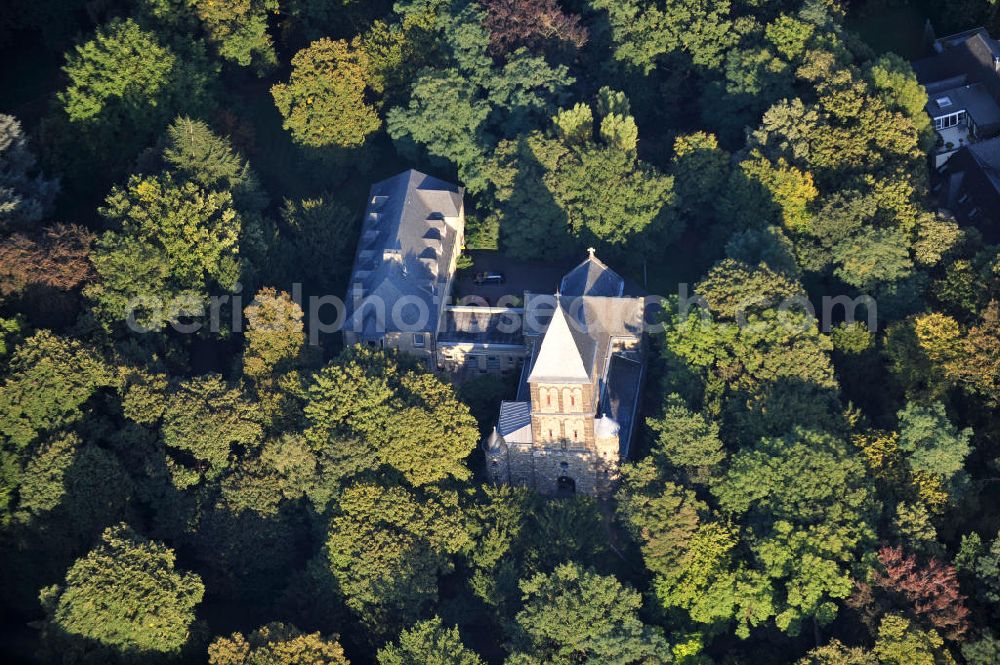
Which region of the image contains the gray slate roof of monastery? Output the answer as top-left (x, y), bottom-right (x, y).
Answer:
top-left (559, 253), bottom-right (625, 297)
top-left (437, 308), bottom-right (524, 346)
top-left (600, 354), bottom-right (644, 457)
top-left (498, 401), bottom-right (532, 442)
top-left (344, 170), bottom-right (464, 337)
top-left (498, 401), bottom-right (531, 435)
top-left (522, 292), bottom-right (644, 386)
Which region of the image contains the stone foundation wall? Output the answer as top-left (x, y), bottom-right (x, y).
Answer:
top-left (501, 443), bottom-right (611, 496)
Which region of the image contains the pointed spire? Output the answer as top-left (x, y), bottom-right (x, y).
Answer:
top-left (528, 302), bottom-right (589, 384)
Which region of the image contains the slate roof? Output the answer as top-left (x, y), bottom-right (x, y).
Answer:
top-left (344, 170), bottom-right (464, 337)
top-left (522, 292), bottom-right (644, 385)
top-left (497, 401), bottom-right (532, 443)
top-left (437, 308), bottom-right (524, 346)
top-left (967, 136), bottom-right (1000, 188)
top-left (924, 83), bottom-right (1000, 128)
top-left (913, 28), bottom-right (1000, 85)
top-left (599, 355), bottom-right (644, 457)
top-left (913, 28), bottom-right (1000, 133)
top-left (941, 137), bottom-right (1000, 240)
top-left (559, 251), bottom-right (625, 297)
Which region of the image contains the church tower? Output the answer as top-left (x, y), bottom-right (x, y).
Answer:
top-left (484, 250), bottom-right (644, 497)
top-left (525, 303), bottom-right (609, 495)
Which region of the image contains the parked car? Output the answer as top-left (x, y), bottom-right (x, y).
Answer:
top-left (474, 271), bottom-right (505, 285)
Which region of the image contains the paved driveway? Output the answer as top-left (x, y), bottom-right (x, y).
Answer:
top-left (452, 250), bottom-right (575, 306)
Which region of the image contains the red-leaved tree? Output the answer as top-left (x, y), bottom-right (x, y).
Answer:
top-left (871, 545), bottom-right (970, 640)
top-left (480, 0), bottom-right (588, 55)
top-left (0, 224), bottom-right (95, 297)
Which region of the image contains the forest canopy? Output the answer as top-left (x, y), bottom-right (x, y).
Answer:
top-left (1, 0), bottom-right (1000, 664)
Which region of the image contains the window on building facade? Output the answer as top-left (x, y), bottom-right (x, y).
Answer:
top-left (934, 110), bottom-right (966, 130)
top-left (413, 333), bottom-right (425, 347)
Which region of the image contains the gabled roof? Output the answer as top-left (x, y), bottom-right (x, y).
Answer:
top-left (345, 170), bottom-right (464, 336)
top-left (559, 249), bottom-right (625, 297)
top-left (527, 303), bottom-right (591, 384)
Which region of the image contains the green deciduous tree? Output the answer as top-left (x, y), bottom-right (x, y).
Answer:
top-left (507, 562), bottom-right (671, 664)
top-left (190, 0), bottom-right (279, 70)
top-left (378, 616), bottom-right (484, 665)
top-left (695, 259), bottom-right (805, 320)
top-left (57, 18), bottom-right (214, 166)
top-left (0, 331), bottom-right (113, 448)
top-left (87, 174), bottom-right (243, 330)
top-left (272, 38), bottom-right (382, 148)
top-left (616, 457), bottom-right (773, 636)
top-left (871, 614), bottom-right (956, 665)
top-left (39, 523), bottom-right (204, 656)
top-left (208, 622), bottom-right (348, 665)
top-left (896, 401), bottom-right (971, 494)
top-left (388, 67), bottom-right (491, 177)
top-left (161, 374), bottom-right (264, 485)
top-left (713, 428), bottom-right (875, 635)
top-left (242, 288), bottom-right (306, 380)
top-left (491, 92), bottom-right (674, 260)
top-left (326, 482), bottom-right (470, 636)
top-left (218, 434), bottom-right (319, 516)
top-left (646, 394), bottom-right (725, 480)
top-left (305, 347), bottom-right (478, 487)
top-left (589, 0), bottom-right (738, 72)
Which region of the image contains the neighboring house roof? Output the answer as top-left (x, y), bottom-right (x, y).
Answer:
top-left (527, 303), bottom-right (592, 384)
top-left (942, 137), bottom-right (1000, 239)
top-left (344, 170), bottom-right (464, 338)
top-left (498, 401), bottom-right (532, 441)
top-left (913, 28), bottom-right (1000, 84)
top-left (924, 82), bottom-right (999, 123)
top-left (559, 249), bottom-right (625, 297)
top-left (967, 133), bottom-right (1000, 187)
top-left (913, 29), bottom-right (1000, 132)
